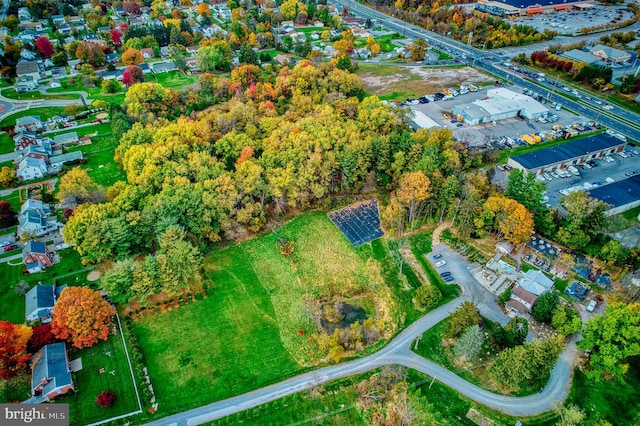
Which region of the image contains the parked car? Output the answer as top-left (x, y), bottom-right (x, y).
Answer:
top-left (586, 300), bottom-right (597, 312)
top-left (443, 276), bottom-right (455, 282)
top-left (440, 271), bottom-right (451, 277)
top-left (3, 244), bottom-right (18, 252)
top-left (433, 253), bottom-right (443, 260)
top-left (435, 260), bottom-right (447, 268)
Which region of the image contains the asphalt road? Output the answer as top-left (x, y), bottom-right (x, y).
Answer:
top-left (143, 244), bottom-right (575, 426)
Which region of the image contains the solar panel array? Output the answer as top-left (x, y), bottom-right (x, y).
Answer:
top-left (328, 199), bottom-right (384, 247)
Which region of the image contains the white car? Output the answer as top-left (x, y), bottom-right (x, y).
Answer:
top-left (586, 300), bottom-right (597, 312)
top-left (435, 260), bottom-right (447, 268)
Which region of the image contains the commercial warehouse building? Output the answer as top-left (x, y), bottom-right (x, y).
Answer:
top-left (507, 133), bottom-right (626, 175)
top-left (588, 174), bottom-right (640, 216)
top-left (452, 88), bottom-right (549, 126)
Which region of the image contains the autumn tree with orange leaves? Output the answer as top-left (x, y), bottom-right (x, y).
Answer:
top-left (477, 195), bottom-right (534, 246)
top-left (52, 287), bottom-right (115, 348)
top-left (0, 321), bottom-right (33, 379)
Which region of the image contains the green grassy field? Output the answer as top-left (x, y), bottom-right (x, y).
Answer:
top-left (0, 132), bottom-right (13, 154)
top-left (1, 88), bottom-right (81, 101)
top-left (567, 357), bottom-right (640, 426)
top-left (58, 324), bottom-right (140, 426)
top-left (45, 78), bottom-right (126, 105)
top-left (132, 212), bottom-right (418, 417)
top-left (0, 107), bottom-right (66, 129)
top-left (65, 128), bottom-right (125, 187)
top-left (0, 248), bottom-right (89, 324)
top-left (151, 71), bottom-right (199, 90)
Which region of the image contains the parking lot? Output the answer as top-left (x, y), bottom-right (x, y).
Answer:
top-left (408, 83), bottom-right (590, 147)
top-left (495, 147), bottom-right (640, 208)
top-left (512, 5), bottom-right (633, 35)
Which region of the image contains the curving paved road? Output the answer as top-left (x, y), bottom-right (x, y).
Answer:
top-left (143, 243), bottom-right (575, 426)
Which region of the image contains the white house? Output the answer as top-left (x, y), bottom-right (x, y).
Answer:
top-left (17, 157), bottom-right (49, 181)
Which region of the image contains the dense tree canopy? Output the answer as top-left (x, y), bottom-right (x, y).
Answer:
top-left (64, 61), bottom-right (476, 269)
top-left (579, 303), bottom-right (640, 380)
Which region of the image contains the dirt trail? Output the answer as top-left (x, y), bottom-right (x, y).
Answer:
top-left (432, 221), bottom-right (452, 246)
top-left (398, 245), bottom-right (430, 285)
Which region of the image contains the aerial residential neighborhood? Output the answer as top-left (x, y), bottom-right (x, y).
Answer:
top-left (1, 0), bottom-right (640, 424)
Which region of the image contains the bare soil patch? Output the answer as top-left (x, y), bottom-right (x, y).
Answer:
top-left (358, 66), bottom-right (494, 99)
top-left (87, 270), bottom-right (101, 281)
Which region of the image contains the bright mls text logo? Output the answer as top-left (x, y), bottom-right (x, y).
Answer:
top-left (1, 404), bottom-right (69, 426)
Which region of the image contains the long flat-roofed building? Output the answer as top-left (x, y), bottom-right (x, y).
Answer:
top-left (588, 174), bottom-right (640, 216)
top-left (507, 133), bottom-right (626, 175)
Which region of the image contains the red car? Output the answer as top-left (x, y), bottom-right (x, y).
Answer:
top-left (3, 244), bottom-right (18, 252)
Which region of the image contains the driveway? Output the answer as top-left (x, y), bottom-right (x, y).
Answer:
top-left (429, 242), bottom-right (511, 326)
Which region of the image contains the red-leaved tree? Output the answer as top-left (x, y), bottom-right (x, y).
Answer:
top-left (0, 321), bottom-right (33, 379)
top-left (52, 287), bottom-right (115, 349)
top-left (110, 29), bottom-right (122, 45)
top-left (27, 323), bottom-right (58, 353)
top-left (122, 65), bottom-right (143, 86)
top-left (96, 391), bottom-right (116, 407)
top-left (35, 37), bottom-right (55, 58)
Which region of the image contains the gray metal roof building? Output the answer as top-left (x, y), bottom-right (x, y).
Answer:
top-left (588, 174), bottom-right (640, 216)
top-left (508, 133), bottom-right (626, 173)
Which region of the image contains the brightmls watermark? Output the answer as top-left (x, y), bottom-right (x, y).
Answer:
top-left (1, 404), bottom-right (68, 425)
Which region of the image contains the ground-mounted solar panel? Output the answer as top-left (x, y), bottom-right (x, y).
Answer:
top-left (328, 199), bottom-right (384, 247)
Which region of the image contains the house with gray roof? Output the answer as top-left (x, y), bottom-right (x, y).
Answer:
top-left (25, 343), bottom-right (74, 403)
top-left (14, 115), bottom-right (42, 133)
top-left (589, 44), bottom-right (631, 64)
top-left (25, 284), bottom-right (65, 323)
top-left (16, 60), bottom-right (43, 80)
top-left (562, 49), bottom-right (600, 65)
top-left (519, 269), bottom-right (554, 296)
top-left (505, 270), bottom-right (554, 316)
top-left (17, 156), bottom-right (49, 181)
top-left (53, 132), bottom-right (79, 146)
top-left (18, 199), bottom-right (57, 237)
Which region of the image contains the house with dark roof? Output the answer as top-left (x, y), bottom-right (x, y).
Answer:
top-left (18, 199), bottom-right (57, 237)
top-left (25, 284), bottom-right (65, 323)
top-left (151, 61), bottom-right (177, 73)
top-left (13, 132), bottom-right (41, 149)
top-left (505, 285), bottom-right (539, 315)
top-left (25, 343), bottom-right (74, 403)
top-left (16, 60), bottom-right (43, 80)
top-left (105, 52), bottom-right (120, 64)
top-left (22, 241), bottom-right (54, 273)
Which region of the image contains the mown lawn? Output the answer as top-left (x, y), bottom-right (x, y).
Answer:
top-left (58, 324), bottom-right (140, 426)
top-left (151, 70), bottom-right (198, 90)
top-left (132, 244), bottom-right (302, 416)
top-left (1, 88), bottom-right (81, 101)
top-left (132, 212), bottom-right (412, 417)
top-left (0, 248), bottom-right (89, 324)
top-left (0, 132), bottom-right (13, 154)
top-left (0, 107), bottom-right (66, 129)
top-left (66, 130), bottom-right (125, 187)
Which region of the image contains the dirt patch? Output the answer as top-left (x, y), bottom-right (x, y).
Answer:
top-left (87, 270), bottom-right (101, 281)
top-left (358, 66), bottom-right (494, 99)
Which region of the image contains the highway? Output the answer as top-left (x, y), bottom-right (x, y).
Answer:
top-left (332, 0), bottom-right (640, 141)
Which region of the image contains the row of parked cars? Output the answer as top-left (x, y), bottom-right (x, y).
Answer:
top-left (433, 254), bottom-right (455, 282)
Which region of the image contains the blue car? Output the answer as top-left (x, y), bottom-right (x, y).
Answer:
top-left (433, 253), bottom-right (443, 260)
